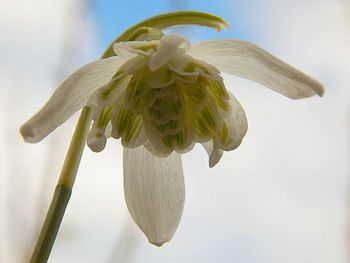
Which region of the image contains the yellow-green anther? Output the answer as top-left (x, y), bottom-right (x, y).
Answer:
top-left (102, 11), bottom-right (229, 58)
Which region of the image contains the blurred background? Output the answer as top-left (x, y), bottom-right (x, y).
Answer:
top-left (0, 0), bottom-right (349, 262)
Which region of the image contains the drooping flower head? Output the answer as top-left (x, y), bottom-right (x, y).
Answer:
top-left (20, 12), bottom-right (324, 246)
top-left (87, 33), bottom-right (247, 167)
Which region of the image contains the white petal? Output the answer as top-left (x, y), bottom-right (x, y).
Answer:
top-left (218, 91), bottom-right (248, 151)
top-left (148, 34), bottom-right (190, 71)
top-left (142, 140), bottom-right (172, 158)
top-left (105, 123), bottom-right (112, 138)
top-left (143, 66), bottom-right (176, 89)
top-left (87, 126), bottom-right (107, 152)
top-left (168, 54), bottom-right (222, 83)
top-left (113, 40), bottom-right (159, 58)
top-left (94, 74), bottom-right (131, 107)
top-left (20, 57), bottom-right (124, 143)
top-left (118, 56), bottom-right (148, 74)
top-left (202, 141), bottom-right (223, 168)
top-left (189, 40), bottom-right (324, 99)
top-left (123, 146), bottom-right (185, 246)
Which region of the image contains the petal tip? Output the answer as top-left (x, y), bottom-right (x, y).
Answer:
top-left (149, 239), bottom-right (168, 247)
top-left (87, 132), bottom-right (107, 152)
top-left (208, 150), bottom-right (223, 168)
top-left (20, 124), bottom-right (39, 143)
top-left (306, 78), bottom-right (325, 98)
top-left (316, 83), bottom-right (325, 97)
top-left (209, 162), bottom-right (216, 168)
top-left (216, 20), bottom-right (230, 32)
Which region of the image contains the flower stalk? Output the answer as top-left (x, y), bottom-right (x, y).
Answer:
top-left (28, 11), bottom-right (229, 263)
top-left (30, 107), bottom-right (92, 263)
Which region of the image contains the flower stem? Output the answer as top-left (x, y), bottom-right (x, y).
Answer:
top-left (30, 107), bottom-right (92, 263)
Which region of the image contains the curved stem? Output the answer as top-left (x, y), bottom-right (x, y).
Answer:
top-left (30, 107), bottom-right (92, 263)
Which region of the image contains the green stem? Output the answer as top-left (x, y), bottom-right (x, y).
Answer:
top-left (30, 107), bottom-right (92, 263)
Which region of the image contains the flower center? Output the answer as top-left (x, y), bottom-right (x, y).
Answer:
top-left (88, 48), bottom-right (231, 157)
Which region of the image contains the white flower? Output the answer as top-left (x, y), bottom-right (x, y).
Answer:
top-left (20, 34), bottom-right (324, 246)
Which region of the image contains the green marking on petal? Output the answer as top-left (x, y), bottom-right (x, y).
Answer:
top-left (219, 121), bottom-right (229, 146)
top-left (175, 131), bottom-right (185, 147)
top-left (148, 107), bottom-right (166, 124)
top-left (208, 79), bottom-right (229, 99)
top-left (112, 105), bottom-right (136, 139)
top-left (98, 75), bottom-right (131, 106)
top-left (159, 118), bottom-right (184, 136)
top-left (125, 72), bottom-right (147, 102)
top-left (201, 106), bottom-right (216, 129)
top-left (102, 11), bottom-right (229, 58)
top-left (195, 117), bottom-right (211, 138)
top-left (162, 135), bottom-right (174, 149)
top-left (183, 81), bottom-right (208, 112)
top-left (174, 113), bottom-right (195, 151)
top-left (207, 80), bottom-right (230, 112)
top-left (153, 98), bottom-right (162, 106)
top-left (96, 106), bottom-right (114, 130)
top-left (122, 115), bottom-right (143, 145)
top-left (193, 96), bottom-right (225, 140)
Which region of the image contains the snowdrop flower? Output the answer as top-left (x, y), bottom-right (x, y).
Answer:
top-left (21, 28), bottom-right (324, 246)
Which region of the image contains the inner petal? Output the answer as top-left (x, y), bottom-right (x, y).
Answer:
top-left (148, 34), bottom-right (191, 71)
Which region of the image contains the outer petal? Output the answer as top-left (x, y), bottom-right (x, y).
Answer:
top-left (189, 40), bottom-right (324, 99)
top-left (123, 146), bottom-right (185, 246)
top-left (20, 57), bottom-right (124, 143)
top-left (201, 141), bottom-right (223, 168)
top-left (217, 91), bottom-right (248, 151)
